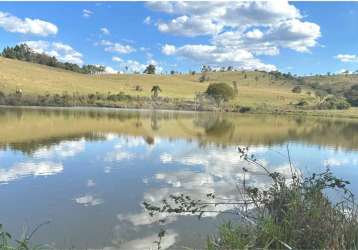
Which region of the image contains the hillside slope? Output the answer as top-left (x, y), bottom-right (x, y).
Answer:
top-left (0, 57), bottom-right (312, 109)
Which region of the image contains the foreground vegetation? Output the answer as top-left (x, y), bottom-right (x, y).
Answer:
top-left (144, 147), bottom-right (358, 249)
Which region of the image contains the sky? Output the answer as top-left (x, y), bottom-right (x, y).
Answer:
top-left (1, 1), bottom-right (358, 75)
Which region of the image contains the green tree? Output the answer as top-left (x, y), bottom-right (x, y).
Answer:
top-left (206, 82), bottom-right (235, 107)
top-left (144, 64), bottom-right (156, 74)
top-left (151, 85), bottom-right (162, 98)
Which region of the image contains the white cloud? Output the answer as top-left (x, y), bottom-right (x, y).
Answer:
top-left (335, 54), bottom-right (358, 63)
top-left (105, 151), bottom-right (135, 162)
top-left (143, 16), bottom-right (152, 25)
top-left (74, 194), bottom-right (103, 206)
top-left (336, 69), bottom-right (353, 75)
top-left (104, 66), bottom-right (118, 74)
top-left (150, 1), bottom-right (320, 70)
top-left (161, 44), bottom-right (176, 55)
top-left (100, 27), bottom-right (110, 35)
top-left (112, 57), bottom-right (163, 73)
top-left (33, 139), bottom-right (85, 159)
top-left (98, 40), bottom-right (136, 54)
top-left (161, 44), bottom-right (276, 71)
top-left (0, 11), bottom-right (58, 36)
top-left (87, 179), bottom-right (96, 187)
top-left (112, 56), bottom-right (123, 62)
top-left (83, 9), bottom-right (93, 18)
top-left (117, 230), bottom-right (177, 250)
top-left (149, 1), bottom-right (301, 36)
top-left (24, 40), bottom-right (84, 65)
top-left (245, 29), bottom-right (264, 40)
top-left (158, 15), bottom-right (222, 37)
top-left (0, 162), bottom-right (63, 184)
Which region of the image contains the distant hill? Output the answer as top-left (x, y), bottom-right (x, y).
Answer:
top-left (0, 56), bottom-right (357, 112)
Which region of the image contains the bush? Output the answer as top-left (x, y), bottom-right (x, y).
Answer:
top-left (318, 96), bottom-right (351, 110)
top-left (345, 84), bottom-right (358, 106)
top-left (205, 82), bottom-right (235, 106)
top-left (291, 86), bottom-right (302, 93)
top-left (239, 106), bottom-right (251, 113)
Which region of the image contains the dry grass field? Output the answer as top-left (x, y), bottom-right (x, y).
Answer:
top-left (1, 57), bottom-right (358, 117)
top-left (0, 57), bottom-right (307, 108)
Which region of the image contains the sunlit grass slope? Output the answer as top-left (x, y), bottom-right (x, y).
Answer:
top-left (0, 57), bottom-right (308, 108)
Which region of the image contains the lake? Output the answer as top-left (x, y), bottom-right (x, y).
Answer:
top-left (1, 107), bottom-right (358, 249)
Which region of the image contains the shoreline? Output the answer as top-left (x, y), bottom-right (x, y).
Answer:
top-left (1, 104), bottom-right (358, 120)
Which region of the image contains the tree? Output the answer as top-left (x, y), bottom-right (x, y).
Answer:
top-left (144, 64), bottom-right (156, 74)
top-left (199, 71), bottom-right (209, 82)
top-left (1, 44), bottom-right (106, 75)
top-left (205, 82), bottom-right (235, 107)
top-left (151, 85), bottom-right (162, 98)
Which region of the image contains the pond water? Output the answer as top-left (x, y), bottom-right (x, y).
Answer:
top-left (1, 107), bottom-right (358, 249)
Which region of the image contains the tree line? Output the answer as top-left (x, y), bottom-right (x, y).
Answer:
top-left (1, 44), bottom-right (105, 74)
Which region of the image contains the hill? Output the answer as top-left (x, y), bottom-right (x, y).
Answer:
top-left (0, 56), bottom-right (357, 116)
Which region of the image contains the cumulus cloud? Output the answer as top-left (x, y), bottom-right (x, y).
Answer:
top-left (33, 139), bottom-right (85, 159)
top-left (0, 162), bottom-right (63, 184)
top-left (149, 1), bottom-right (321, 70)
top-left (112, 56), bottom-right (163, 73)
top-left (119, 144), bottom-right (298, 228)
top-left (161, 44), bottom-right (176, 55)
top-left (100, 27), bottom-right (110, 35)
top-left (97, 40), bottom-right (136, 54)
top-left (158, 15), bottom-right (222, 37)
top-left (335, 54), bottom-right (358, 63)
top-left (82, 9), bottom-right (93, 18)
top-left (161, 44), bottom-right (276, 71)
top-left (24, 40), bottom-right (84, 65)
top-left (104, 66), bottom-right (118, 74)
top-left (0, 11), bottom-right (58, 36)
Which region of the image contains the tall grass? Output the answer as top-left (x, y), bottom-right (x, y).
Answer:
top-left (0, 222), bottom-right (49, 250)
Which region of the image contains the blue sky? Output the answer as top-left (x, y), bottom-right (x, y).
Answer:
top-left (1, 1), bottom-right (358, 75)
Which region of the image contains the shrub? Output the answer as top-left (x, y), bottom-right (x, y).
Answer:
top-left (239, 106), bottom-right (251, 113)
top-left (292, 86), bottom-right (302, 93)
top-left (345, 84), bottom-right (358, 106)
top-left (318, 96), bottom-right (351, 110)
top-left (295, 99), bottom-right (308, 107)
top-left (144, 147), bottom-right (358, 249)
top-left (135, 85), bottom-right (143, 92)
